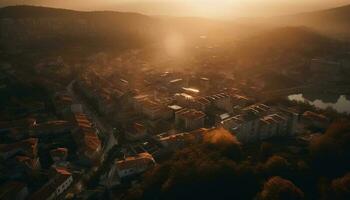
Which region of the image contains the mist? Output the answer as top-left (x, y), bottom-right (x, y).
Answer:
top-left (1, 0), bottom-right (350, 18)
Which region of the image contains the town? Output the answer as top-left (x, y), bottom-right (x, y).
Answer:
top-left (1, 3), bottom-right (350, 200)
top-left (0, 51), bottom-right (342, 199)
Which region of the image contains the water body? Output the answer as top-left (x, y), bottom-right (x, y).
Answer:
top-left (288, 94), bottom-right (350, 114)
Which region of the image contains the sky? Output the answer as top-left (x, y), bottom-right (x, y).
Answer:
top-left (1, 0), bottom-right (350, 18)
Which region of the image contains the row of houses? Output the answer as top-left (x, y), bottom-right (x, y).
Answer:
top-left (220, 104), bottom-right (298, 143)
top-left (174, 91), bottom-right (251, 113)
top-left (71, 113), bottom-right (102, 162)
top-left (29, 168), bottom-right (74, 200)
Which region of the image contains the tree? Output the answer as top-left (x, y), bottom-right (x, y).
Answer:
top-left (310, 120), bottom-right (350, 177)
top-left (330, 173), bottom-right (350, 200)
top-left (258, 176), bottom-right (304, 200)
top-left (264, 155), bottom-right (290, 177)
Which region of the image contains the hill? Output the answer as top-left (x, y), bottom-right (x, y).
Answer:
top-left (229, 27), bottom-right (343, 70)
top-left (275, 4), bottom-right (350, 38)
top-left (0, 5), bottom-right (160, 54)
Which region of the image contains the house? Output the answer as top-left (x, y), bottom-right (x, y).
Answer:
top-left (29, 168), bottom-right (73, 200)
top-left (0, 118), bottom-right (36, 132)
top-left (50, 148), bottom-right (68, 162)
top-left (175, 109), bottom-right (206, 131)
top-left (15, 155), bottom-right (41, 174)
top-left (72, 128), bottom-right (101, 161)
top-left (71, 114), bottom-right (101, 161)
top-left (156, 128), bottom-right (209, 150)
top-left (125, 123), bottom-right (148, 141)
top-left (302, 111), bottom-right (330, 129)
top-left (30, 120), bottom-right (73, 137)
top-left (0, 138), bottom-right (38, 160)
top-left (71, 104), bottom-right (84, 113)
top-left (53, 93), bottom-right (73, 117)
top-left (0, 181), bottom-right (29, 200)
top-left (115, 153), bottom-right (155, 178)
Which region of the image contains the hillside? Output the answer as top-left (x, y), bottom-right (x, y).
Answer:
top-left (229, 27), bottom-right (344, 70)
top-left (276, 4), bottom-right (350, 38)
top-left (0, 6), bottom-right (160, 53)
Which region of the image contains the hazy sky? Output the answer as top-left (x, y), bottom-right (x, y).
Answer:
top-left (1, 0), bottom-right (350, 18)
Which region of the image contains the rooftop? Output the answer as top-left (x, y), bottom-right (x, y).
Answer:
top-left (116, 153), bottom-right (155, 171)
top-left (176, 109), bottom-right (206, 120)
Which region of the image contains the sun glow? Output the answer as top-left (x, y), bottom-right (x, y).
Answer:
top-left (163, 33), bottom-right (185, 57)
top-left (184, 0), bottom-right (237, 18)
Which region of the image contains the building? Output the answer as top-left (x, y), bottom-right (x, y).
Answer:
top-left (50, 148), bottom-right (68, 162)
top-left (71, 114), bottom-right (101, 161)
top-left (259, 114), bottom-right (289, 140)
top-left (175, 109), bottom-right (206, 131)
top-left (115, 153), bottom-right (155, 178)
top-left (174, 93), bottom-right (195, 107)
top-left (70, 104), bottom-right (84, 113)
top-left (133, 96), bottom-right (172, 120)
top-left (29, 168), bottom-right (73, 200)
top-left (220, 114), bottom-right (260, 143)
top-left (156, 128), bottom-right (209, 150)
top-left (220, 105), bottom-right (298, 143)
top-left (0, 181), bottom-right (29, 200)
top-left (30, 120), bottom-right (73, 137)
top-left (207, 93), bottom-right (232, 112)
top-left (125, 123), bottom-right (148, 141)
top-left (0, 138), bottom-right (38, 160)
top-left (0, 118), bottom-right (36, 132)
top-left (15, 155), bottom-right (41, 174)
top-left (193, 97), bottom-right (211, 111)
top-left (53, 92), bottom-right (73, 117)
top-left (302, 111), bottom-right (330, 129)
top-left (230, 94), bottom-right (252, 109)
top-left (242, 103), bottom-right (271, 116)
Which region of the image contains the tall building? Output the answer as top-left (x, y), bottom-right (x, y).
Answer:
top-left (175, 109), bottom-right (206, 131)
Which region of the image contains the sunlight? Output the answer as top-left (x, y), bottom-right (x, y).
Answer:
top-left (184, 0), bottom-right (236, 18)
top-left (163, 33), bottom-right (185, 57)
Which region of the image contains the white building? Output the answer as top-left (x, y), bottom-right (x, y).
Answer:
top-left (29, 168), bottom-right (73, 200)
top-left (115, 153), bottom-right (155, 178)
top-left (220, 105), bottom-right (298, 143)
top-left (175, 109), bottom-right (206, 131)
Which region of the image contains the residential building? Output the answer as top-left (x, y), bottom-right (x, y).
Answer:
top-left (30, 120), bottom-right (73, 137)
top-left (115, 153), bottom-right (155, 178)
top-left (71, 114), bottom-right (101, 161)
top-left (220, 105), bottom-right (298, 143)
top-left (29, 168), bottom-right (73, 200)
top-left (50, 148), bottom-right (68, 162)
top-left (207, 93), bottom-right (232, 112)
top-left (133, 96), bottom-right (172, 120)
top-left (0, 138), bottom-right (38, 160)
top-left (0, 118), bottom-right (36, 132)
top-left (302, 111), bottom-right (330, 129)
top-left (175, 109), bottom-right (206, 131)
top-left (15, 155), bottom-right (41, 174)
top-left (125, 123), bottom-right (148, 141)
top-left (156, 128), bottom-right (209, 150)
